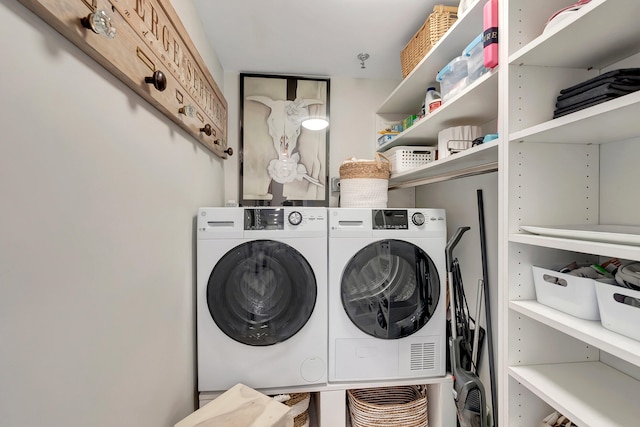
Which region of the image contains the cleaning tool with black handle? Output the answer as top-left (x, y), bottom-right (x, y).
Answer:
top-left (478, 189), bottom-right (497, 427)
top-left (446, 227), bottom-right (487, 427)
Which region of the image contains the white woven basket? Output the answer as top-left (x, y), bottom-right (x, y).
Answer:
top-left (339, 153), bottom-right (390, 208)
top-left (340, 178), bottom-right (389, 207)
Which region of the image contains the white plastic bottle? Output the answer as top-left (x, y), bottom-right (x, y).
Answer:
top-left (425, 87), bottom-right (442, 113)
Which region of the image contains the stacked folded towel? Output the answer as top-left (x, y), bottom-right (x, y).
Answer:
top-left (553, 68), bottom-right (640, 118)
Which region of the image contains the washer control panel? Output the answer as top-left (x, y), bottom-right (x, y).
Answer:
top-left (244, 208), bottom-right (285, 230)
top-left (243, 208), bottom-right (326, 231)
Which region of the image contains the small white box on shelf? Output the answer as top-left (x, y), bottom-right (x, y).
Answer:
top-left (595, 281), bottom-right (640, 341)
top-left (385, 145), bottom-right (436, 174)
top-left (437, 125), bottom-right (482, 159)
top-left (377, 133), bottom-right (400, 147)
top-left (531, 266), bottom-right (601, 320)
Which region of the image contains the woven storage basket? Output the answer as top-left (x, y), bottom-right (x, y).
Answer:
top-left (347, 385), bottom-right (428, 427)
top-left (339, 153), bottom-right (391, 208)
top-left (273, 392), bottom-right (310, 427)
top-left (400, 5), bottom-right (458, 78)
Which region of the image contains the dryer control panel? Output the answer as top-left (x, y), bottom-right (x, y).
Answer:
top-left (372, 209), bottom-right (409, 229)
top-left (372, 209), bottom-right (444, 230)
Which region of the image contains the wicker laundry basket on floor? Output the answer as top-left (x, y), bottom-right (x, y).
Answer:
top-left (347, 385), bottom-right (428, 427)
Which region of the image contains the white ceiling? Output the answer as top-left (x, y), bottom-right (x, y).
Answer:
top-left (193, 0), bottom-right (459, 80)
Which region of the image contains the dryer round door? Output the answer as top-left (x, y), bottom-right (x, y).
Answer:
top-left (341, 239), bottom-right (440, 339)
top-left (207, 239), bottom-right (317, 346)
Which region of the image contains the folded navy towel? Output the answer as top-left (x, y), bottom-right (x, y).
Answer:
top-left (553, 68), bottom-right (640, 118)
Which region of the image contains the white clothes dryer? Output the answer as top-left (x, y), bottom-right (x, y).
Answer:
top-left (328, 208), bottom-right (447, 382)
top-left (197, 207), bottom-right (327, 392)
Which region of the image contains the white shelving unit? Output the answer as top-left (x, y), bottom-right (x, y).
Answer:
top-left (379, 70), bottom-right (499, 149)
top-left (388, 138), bottom-right (498, 188)
top-left (503, 0), bottom-right (640, 426)
top-left (509, 362), bottom-right (640, 427)
top-left (510, 300), bottom-right (640, 368)
top-left (355, 0), bottom-right (640, 425)
top-left (199, 376), bottom-right (454, 427)
top-left (509, 90), bottom-right (640, 145)
top-left (375, 0), bottom-right (498, 186)
top-left (377, 0), bottom-right (487, 116)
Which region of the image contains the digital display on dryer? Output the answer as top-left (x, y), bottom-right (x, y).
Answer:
top-left (372, 209), bottom-right (408, 229)
top-left (244, 209), bottom-right (284, 230)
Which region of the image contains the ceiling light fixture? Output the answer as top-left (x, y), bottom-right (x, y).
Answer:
top-left (357, 53), bottom-right (370, 69)
top-left (301, 117), bottom-right (329, 131)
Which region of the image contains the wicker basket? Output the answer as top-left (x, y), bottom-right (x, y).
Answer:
top-left (400, 5), bottom-right (458, 78)
top-left (347, 385), bottom-right (428, 427)
top-left (339, 153), bottom-right (391, 208)
top-left (339, 152), bottom-right (391, 180)
top-left (272, 392), bottom-right (310, 427)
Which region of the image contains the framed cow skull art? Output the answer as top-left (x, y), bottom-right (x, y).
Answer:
top-left (240, 73), bottom-right (330, 207)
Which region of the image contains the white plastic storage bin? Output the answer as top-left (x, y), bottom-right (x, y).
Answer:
top-left (463, 33), bottom-right (489, 83)
top-left (385, 146), bottom-right (435, 174)
top-left (436, 56), bottom-right (468, 101)
top-left (595, 281), bottom-right (640, 341)
top-left (531, 266), bottom-right (601, 320)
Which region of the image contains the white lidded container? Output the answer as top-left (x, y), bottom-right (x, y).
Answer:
top-left (436, 56), bottom-right (468, 102)
top-left (531, 265), bottom-right (601, 320)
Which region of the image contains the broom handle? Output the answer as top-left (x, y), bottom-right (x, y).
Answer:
top-left (478, 189), bottom-right (498, 427)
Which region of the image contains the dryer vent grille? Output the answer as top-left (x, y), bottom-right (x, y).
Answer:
top-left (410, 342), bottom-right (436, 371)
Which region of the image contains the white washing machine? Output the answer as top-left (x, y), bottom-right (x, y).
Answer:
top-left (197, 207), bottom-right (327, 392)
top-left (328, 208), bottom-right (447, 382)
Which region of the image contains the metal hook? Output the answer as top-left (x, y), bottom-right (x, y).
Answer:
top-left (357, 53), bottom-right (370, 69)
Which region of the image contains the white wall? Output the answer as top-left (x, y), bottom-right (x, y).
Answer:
top-left (328, 77), bottom-right (415, 207)
top-left (0, 3), bottom-right (428, 426)
top-left (0, 1), bottom-right (225, 426)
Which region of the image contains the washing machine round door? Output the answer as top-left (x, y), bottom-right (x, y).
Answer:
top-left (341, 239), bottom-right (440, 339)
top-left (207, 239), bottom-right (317, 346)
